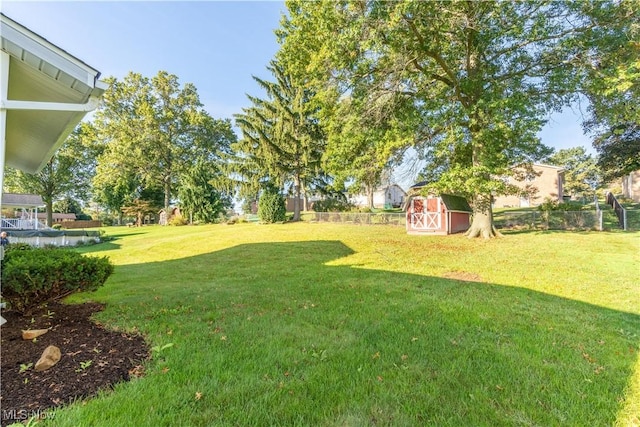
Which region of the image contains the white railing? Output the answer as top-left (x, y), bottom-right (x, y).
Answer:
top-left (0, 218), bottom-right (46, 230)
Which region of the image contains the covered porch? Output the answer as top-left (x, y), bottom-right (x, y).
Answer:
top-left (1, 193), bottom-right (47, 230)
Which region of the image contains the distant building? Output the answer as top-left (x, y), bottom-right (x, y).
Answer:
top-left (622, 170), bottom-right (640, 202)
top-left (350, 184), bottom-right (407, 209)
top-left (492, 164), bottom-right (565, 208)
top-left (159, 207), bottom-right (181, 225)
top-left (36, 212), bottom-right (76, 223)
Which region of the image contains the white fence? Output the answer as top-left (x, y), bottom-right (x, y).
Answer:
top-left (7, 234), bottom-right (99, 247)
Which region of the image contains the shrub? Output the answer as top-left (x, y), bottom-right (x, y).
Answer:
top-left (312, 198), bottom-right (354, 212)
top-left (5, 242), bottom-right (34, 253)
top-left (1, 248), bottom-right (114, 314)
top-left (168, 216), bottom-right (188, 226)
top-left (258, 191), bottom-right (286, 223)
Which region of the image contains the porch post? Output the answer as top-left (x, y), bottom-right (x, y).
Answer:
top-left (0, 52), bottom-right (9, 220)
top-left (0, 51), bottom-right (8, 325)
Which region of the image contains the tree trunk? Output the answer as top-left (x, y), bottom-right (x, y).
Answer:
top-left (302, 182), bottom-right (309, 212)
top-left (368, 185), bottom-right (375, 210)
top-left (45, 200), bottom-right (53, 228)
top-left (465, 194), bottom-right (502, 239)
top-left (292, 175), bottom-right (301, 221)
top-left (164, 179), bottom-right (171, 213)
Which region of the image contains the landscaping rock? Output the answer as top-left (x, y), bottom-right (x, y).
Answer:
top-left (34, 345), bottom-right (61, 371)
top-left (22, 329), bottom-right (49, 340)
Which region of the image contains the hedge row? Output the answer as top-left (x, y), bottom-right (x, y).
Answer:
top-left (1, 245), bottom-right (113, 314)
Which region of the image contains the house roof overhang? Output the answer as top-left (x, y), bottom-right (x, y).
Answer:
top-left (0, 13), bottom-right (107, 174)
top-left (1, 192), bottom-right (45, 208)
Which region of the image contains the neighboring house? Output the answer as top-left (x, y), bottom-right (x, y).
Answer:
top-left (36, 212), bottom-right (76, 223)
top-left (622, 171), bottom-right (640, 202)
top-left (492, 164), bottom-right (565, 208)
top-left (350, 184), bottom-right (407, 209)
top-left (1, 193), bottom-right (45, 229)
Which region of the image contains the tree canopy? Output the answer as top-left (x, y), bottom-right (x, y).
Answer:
top-left (276, 0), bottom-right (626, 237)
top-left (582, 0), bottom-right (639, 180)
top-left (89, 71), bottom-right (235, 220)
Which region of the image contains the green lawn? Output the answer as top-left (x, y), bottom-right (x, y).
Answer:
top-left (42, 223), bottom-right (640, 426)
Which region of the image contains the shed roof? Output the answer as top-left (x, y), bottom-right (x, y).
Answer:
top-left (440, 194), bottom-right (472, 212)
top-left (1, 13), bottom-right (106, 173)
top-left (1, 192), bottom-right (45, 207)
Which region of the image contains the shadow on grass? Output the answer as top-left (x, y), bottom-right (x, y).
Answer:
top-left (65, 240), bottom-right (638, 426)
top-left (75, 241), bottom-right (122, 254)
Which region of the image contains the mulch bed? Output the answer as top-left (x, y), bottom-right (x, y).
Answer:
top-left (1, 302), bottom-right (149, 424)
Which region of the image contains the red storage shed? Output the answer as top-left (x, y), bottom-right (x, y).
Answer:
top-left (406, 194), bottom-right (472, 235)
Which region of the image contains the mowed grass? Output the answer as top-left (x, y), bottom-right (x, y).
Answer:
top-left (46, 223), bottom-right (639, 426)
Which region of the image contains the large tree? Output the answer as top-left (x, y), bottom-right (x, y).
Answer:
top-left (90, 71), bottom-right (235, 214)
top-left (3, 124), bottom-right (97, 226)
top-left (233, 61), bottom-right (324, 221)
top-left (277, 0), bottom-right (621, 237)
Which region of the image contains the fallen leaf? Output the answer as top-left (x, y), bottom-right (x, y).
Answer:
top-left (195, 391), bottom-right (202, 400)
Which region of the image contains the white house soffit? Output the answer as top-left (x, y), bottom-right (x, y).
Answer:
top-left (6, 57), bottom-right (92, 103)
top-left (1, 14), bottom-right (101, 87)
top-left (0, 15), bottom-right (106, 174)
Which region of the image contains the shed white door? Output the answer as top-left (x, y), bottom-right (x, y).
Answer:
top-left (411, 197), bottom-right (441, 230)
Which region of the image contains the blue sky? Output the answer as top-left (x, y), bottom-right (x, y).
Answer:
top-left (2, 1), bottom-right (594, 186)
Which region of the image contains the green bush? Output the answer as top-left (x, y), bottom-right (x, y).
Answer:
top-left (5, 242), bottom-right (34, 253)
top-left (538, 198), bottom-right (585, 212)
top-left (168, 216), bottom-right (188, 226)
top-left (312, 198), bottom-right (354, 212)
top-left (1, 247), bottom-right (114, 314)
top-left (258, 191), bottom-right (286, 223)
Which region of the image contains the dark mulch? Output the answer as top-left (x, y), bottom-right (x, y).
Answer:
top-left (1, 302), bottom-right (149, 424)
